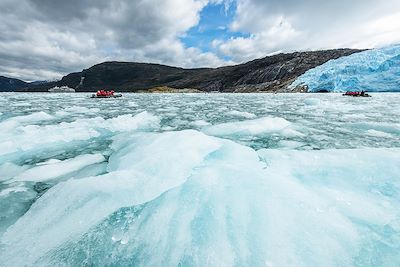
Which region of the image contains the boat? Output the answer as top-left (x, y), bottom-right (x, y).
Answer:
top-left (91, 94), bottom-right (122, 98)
top-left (91, 90), bottom-right (122, 98)
top-left (48, 86), bottom-right (75, 93)
top-left (342, 91), bottom-right (371, 97)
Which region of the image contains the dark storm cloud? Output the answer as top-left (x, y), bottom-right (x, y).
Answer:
top-left (0, 0), bottom-right (224, 81)
top-left (29, 0), bottom-right (109, 21)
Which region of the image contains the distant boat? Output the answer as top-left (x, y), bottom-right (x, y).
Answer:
top-left (342, 91), bottom-right (371, 97)
top-left (90, 94), bottom-right (122, 98)
top-left (48, 86), bottom-right (75, 93)
top-left (91, 90), bottom-right (122, 98)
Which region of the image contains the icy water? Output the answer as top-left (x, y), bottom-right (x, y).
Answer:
top-left (0, 93), bottom-right (399, 266)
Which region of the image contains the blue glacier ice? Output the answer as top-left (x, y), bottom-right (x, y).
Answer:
top-left (291, 45), bottom-right (400, 92)
top-left (0, 93), bottom-right (400, 266)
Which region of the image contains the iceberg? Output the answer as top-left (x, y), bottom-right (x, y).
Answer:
top-left (1, 130), bottom-right (399, 266)
top-left (290, 45), bottom-right (400, 92)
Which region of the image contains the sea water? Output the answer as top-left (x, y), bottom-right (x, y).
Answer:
top-left (0, 93), bottom-right (399, 266)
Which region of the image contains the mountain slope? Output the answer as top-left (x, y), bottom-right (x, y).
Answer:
top-left (16, 48), bottom-right (361, 92)
top-left (0, 76), bottom-right (31, 91)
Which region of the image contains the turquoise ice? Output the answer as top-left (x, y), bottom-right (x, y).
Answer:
top-left (291, 45), bottom-right (400, 92)
top-left (0, 93), bottom-right (400, 266)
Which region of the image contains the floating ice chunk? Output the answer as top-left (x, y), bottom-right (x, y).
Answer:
top-left (0, 183), bottom-right (36, 237)
top-left (0, 112), bottom-right (160, 158)
top-left (277, 140), bottom-right (305, 149)
top-left (342, 114), bottom-right (368, 121)
top-left (7, 111), bottom-right (54, 123)
top-left (203, 116), bottom-right (292, 137)
top-left (13, 154), bottom-right (105, 182)
top-left (0, 185), bottom-right (28, 197)
top-left (366, 129), bottom-right (393, 138)
top-left (189, 119), bottom-right (210, 127)
top-left (104, 111), bottom-right (159, 132)
top-left (1, 130), bottom-right (222, 265)
top-left (226, 110), bottom-right (257, 119)
top-left (351, 122), bottom-right (400, 136)
top-left (0, 120), bottom-right (101, 157)
top-left (128, 101), bottom-right (137, 107)
top-left (12, 102), bottom-right (31, 107)
top-left (1, 131), bottom-right (400, 266)
top-left (72, 162), bottom-right (108, 179)
top-left (35, 159), bottom-right (62, 166)
top-left (108, 130), bottom-right (221, 177)
top-left (257, 148), bottom-right (400, 224)
top-left (303, 98), bottom-right (320, 106)
top-left (0, 162), bottom-right (28, 181)
top-left (61, 106), bottom-right (100, 114)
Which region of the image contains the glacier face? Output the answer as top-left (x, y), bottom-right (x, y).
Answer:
top-left (290, 45), bottom-right (400, 92)
top-left (0, 93), bottom-right (400, 266)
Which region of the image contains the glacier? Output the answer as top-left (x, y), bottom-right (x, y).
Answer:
top-left (0, 93), bottom-right (400, 266)
top-left (290, 45), bottom-right (400, 92)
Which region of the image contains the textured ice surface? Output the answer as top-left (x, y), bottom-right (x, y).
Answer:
top-left (13, 153), bottom-right (105, 182)
top-left (291, 45), bottom-right (400, 92)
top-left (0, 93), bottom-right (400, 266)
top-left (203, 116), bottom-right (295, 137)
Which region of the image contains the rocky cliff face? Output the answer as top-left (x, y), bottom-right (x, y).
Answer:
top-left (16, 48), bottom-right (362, 92)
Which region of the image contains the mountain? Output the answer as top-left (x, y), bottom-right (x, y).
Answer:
top-left (0, 76), bottom-right (31, 91)
top-left (29, 80), bottom-right (50, 85)
top-left (14, 48), bottom-right (361, 92)
top-left (291, 45), bottom-right (400, 92)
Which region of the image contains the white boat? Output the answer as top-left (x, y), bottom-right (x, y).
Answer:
top-left (48, 86), bottom-right (75, 93)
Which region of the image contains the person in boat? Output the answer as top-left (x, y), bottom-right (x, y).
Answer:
top-left (96, 90), bottom-right (106, 97)
top-left (360, 90), bottom-right (365, 96)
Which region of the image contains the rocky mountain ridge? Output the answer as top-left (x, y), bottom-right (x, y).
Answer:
top-left (3, 49), bottom-right (362, 92)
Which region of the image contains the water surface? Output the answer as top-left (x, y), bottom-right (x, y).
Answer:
top-left (0, 93), bottom-right (399, 266)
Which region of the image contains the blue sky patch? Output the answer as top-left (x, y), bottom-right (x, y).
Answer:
top-left (181, 1), bottom-right (249, 55)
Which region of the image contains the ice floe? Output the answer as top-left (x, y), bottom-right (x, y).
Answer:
top-left (203, 116), bottom-right (295, 137)
top-left (0, 130), bottom-right (399, 266)
top-left (13, 153), bottom-right (105, 182)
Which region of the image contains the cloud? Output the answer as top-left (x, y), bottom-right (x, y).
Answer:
top-left (0, 0), bottom-right (227, 81)
top-left (1, 0), bottom-right (399, 81)
top-left (214, 0), bottom-right (400, 62)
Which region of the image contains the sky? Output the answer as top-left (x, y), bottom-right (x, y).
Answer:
top-left (1, 0), bottom-right (400, 81)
